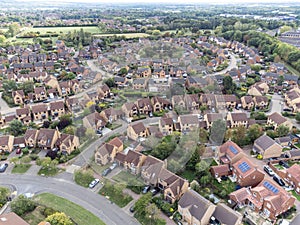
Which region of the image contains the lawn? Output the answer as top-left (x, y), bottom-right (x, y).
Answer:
top-left (34, 193), bottom-right (105, 225)
top-left (11, 164), bottom-right (31, 174)
top-left (291, 190), bottom-right (300, 201)
top-left (93, 32), bottom-right (149, 38)
top-left (20, 26), bottom-right (101, 35)
top-left (38, 167), bottom-right (60, 176)
top-left (112, 171), bottom-right (144, 193)
top-left (178, 170), bottom-right (196, 182)
top-left (99, 180), bottom-right (133, 207)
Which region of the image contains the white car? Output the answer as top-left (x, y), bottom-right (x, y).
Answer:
top-left (89, 179), bottom-right (100, 188)
top-left (264, 165), bottom-right (275, 177)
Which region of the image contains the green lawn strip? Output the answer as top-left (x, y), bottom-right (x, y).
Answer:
top-left (99, 180), bottom-right (133, 207)
top-left (112, 171), bottom-right (144, 193)
top-left (37, 167), bottom-right (60, 176)
top-left (34, 193), bottom-right (105, 225)
top-left (178, 170), bottom-right (196, 182)
top-left (291, 190), bottom-right (300, 201)
top-left (11, 164), bottom-right (31, 174)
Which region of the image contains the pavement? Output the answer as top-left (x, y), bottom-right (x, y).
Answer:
top-left (291, 213), bottom-right (300, 225)
top-left (0, 174), bottom-right (140, 225)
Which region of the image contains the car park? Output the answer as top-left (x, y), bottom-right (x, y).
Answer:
top-left (264, 165), bottom-right (275, 177)
top-left (102, 168), bottom-right (111, 176)
top-left (273, 176), bottom-right (285, 186)
top-left (142, 185), bottom-right (151, 194)
top-left (0, 163), bottom-right (8, 173)
top-left (89, 179), bottom-right (100, 188)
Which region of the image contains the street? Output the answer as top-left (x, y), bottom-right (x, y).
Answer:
top-left (212, 53), bottom-right (238, 76)
top-left (0, 174), bottom-right (140, 225)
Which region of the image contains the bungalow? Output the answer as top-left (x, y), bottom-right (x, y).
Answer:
top-left (12, 90), bottom-right (25, 105)
top-left (178, 114), bottom-right (199, 132)
top-left (241, 96), bottom-right (254, 110)
top-left (267, 112), bottom-right (292, 130)
top-left (0, 135), bottom-right (14, 153)
top-left (253, 135), bottom-right (283, 159)
top-left (232, 157), bottom-right (265, 187)
top-left (127, 122), bottom-right (149, 141)
top-left (227, 112), bottom-right (248, 128)
top-left (178, 189), bottom-right (216, 225)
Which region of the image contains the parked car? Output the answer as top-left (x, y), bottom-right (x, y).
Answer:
top-left (102, 168), bottom-right (111, 176)
top-left (129, 205), bottom-right (135, 213)
top-left (109, 162), bottom-right (118, 170)
top-left (264, 165), bottom-right (275, 177)
top-left (273, 176), bottom-right (285, 186)
top-left (279, 160), bottom-right (289, 168)
top-left (150, 187), bottom-right (160, 196)
top-left (142, 185), bottom-right (151, 194)
top-left (16, 148), bottom-right (22, 154)
top-left (0, 163), bottom-right (8, 173)
top-left (89, 179), bottom-right (100, 188)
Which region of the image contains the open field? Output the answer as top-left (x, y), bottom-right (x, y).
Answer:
top-left (34, 193), bottom-right (105, 225)
top-left (93, 32), bottom-right (149, 38)
top-left (20, 26), bottom-right (101, 35)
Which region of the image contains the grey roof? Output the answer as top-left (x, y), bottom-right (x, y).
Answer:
top-left (178, 190), bottom-right (215, 221)
top-left (133, 78), bottom-right (146, 85)
top-left (212, 203), bottom-right (242, 225)
top-left (254, 135), bottom-right (278, 151)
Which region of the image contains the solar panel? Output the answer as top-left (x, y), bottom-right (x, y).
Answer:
top-left (229, 145), bottom-right (238, 155)
top-left (238, 161), bottom-right (251, 173)
top-left (263, 181), bottom-right (279, 194)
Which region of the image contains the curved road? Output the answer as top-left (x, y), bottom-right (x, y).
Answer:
top-left (0, 174), bottom-right (139, 225)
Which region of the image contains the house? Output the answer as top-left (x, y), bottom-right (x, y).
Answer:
top-left (253, 135), bottom-right (283, 159)
top-left (31, 104), bottom-right (48, 122)
top-left (267, 112), bottom-right (292, 130)
top-left (229, 179), bottom-right (295, 221)
top-left (253, 96), bottom-right (269, 109)
top-left (36, 129), bottom-right (59, 150)
top-left (0, 135), bottom-right (14, 153)
top-left (65, 97), bottom-right (81, 113)
top-left (203, 113), bottom-right (223, 129)
top-left (227, 112), bottom-right (248, 128)
top-left (151, 96), bottom-right (171, 112)
top-left (0, 212), bottom-right (30, 225)
top-left (275, 136), bottom-right (291, 147)
top-left (136, 67), bottom-right (151, 78)
top-left (82, 112), bottom-right (107, 131)
top-left (200, 94), bottom-right (215, 109)
top-left (141, 155), bottom-right (166, 185)
top-left (211, 203), bottom-right (243, 225)
top-left (159, 117), bottom-right (174, 135)
top-left (100, 108), bottom-right (123, 123)
top-left (16, 107), bottom-right (31, 123)
top-left (241, 96), bottom-right (254, 110)
top-left (49, 101), bottom-right (65, 119)
top-left (24, 129), bottom-right (39, 148)
top-left (157, 168), bottom-right (189, 203)
top-left (127, 122), bottom-right (149, 141)
top-left (34, 86), bottom-right (47, 101)
top-left (210, 164), bottom-right (231, 178)
top-left (285, 87), bottom-right (300, 112)
top-left (120, 150), bottom-right (147, 175)
top-left (135, 98), bottom-right (152, 115)
top-left (178, 189), bottom-right (216, 225)
top-left (178, 114), bottom-right (199, 132)
top-left (285, 164), bottom-right (300, 194)
top-left (172, 95), bottom-right (185, 110)
top-left (248, 82), bottom-right (269, 96)
top-left (232, 157), bottom-right (265, 187)
top-left (215, 95), bottom-right (237, 109)
top-left (95, 143), bottom-right (117, 165)
top-left (12, 90), bottom-right (25, 105)
top-left (184, 94), bottom-right (200, 111)
top-left (132, 78), bottom-right (147, 90)
top-left (56, 134), bottom-right (79, 154)
top-left (121, 102), bottom-right (139, 118)
top-left (218, 140), bottom-right (245, 165)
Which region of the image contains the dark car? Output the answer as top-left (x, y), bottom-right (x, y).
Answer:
top-left (129, 205), bottom-right (135, 213)
top-left (273, 176), bottom-right (285, 186)
top-left (102, 168), bottom-right (111, 176)
top-left (279, 160), bottom-right (289, 168)
top-left (142, 185), bottom-right (151, 194)
top-left (0, 163), bottom-right (8, 173)
top-left (150, 187), bottom-right (160, 196)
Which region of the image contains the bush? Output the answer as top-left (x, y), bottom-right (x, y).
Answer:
top-left (42, 207), bottom-right (58, 217)
top-left (74, 169), bottom-right (94, 187)
top-left (11, 195), bottom-right (36, 216)
top-left (29, 154), bottom-right (39, 161)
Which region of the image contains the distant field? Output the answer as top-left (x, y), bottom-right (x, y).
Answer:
top-left (93, 32), bottom-right (149, 38)
top-left (20, 26), bottom-right (101, 35)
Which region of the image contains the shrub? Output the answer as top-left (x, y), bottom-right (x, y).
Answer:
top-left (74, 169), bottom-right (94, 187)
top-left (29, 154), bottom-right (39, 161)
top-left (42, 207), bottom-right (58, 217)
top-left (11, 195), bottom-right (36, 216)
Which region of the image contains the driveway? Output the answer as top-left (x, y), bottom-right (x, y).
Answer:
top-left (267, 93), bottom-right (283, 115)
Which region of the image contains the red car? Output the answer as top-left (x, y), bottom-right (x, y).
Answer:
top-left (16, 148), bottom-right (22, 154)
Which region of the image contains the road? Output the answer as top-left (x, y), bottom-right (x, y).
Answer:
top-left (0, 174), bottom-right (140, 225)
top-left (73, 117), bottom-right (160, 167)
top-left (291, 213), bottom-right (300, 225)
top-left (211, 53), bottom-right (238, 76)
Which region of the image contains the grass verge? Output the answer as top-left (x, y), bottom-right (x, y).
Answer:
top-left (11, 164), bottom-right (32, 174)
top-left (34, 193), bottom-right (105, 225)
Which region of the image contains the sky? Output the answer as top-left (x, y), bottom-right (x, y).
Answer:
top-left (16, 0), bottom-right (300, 4)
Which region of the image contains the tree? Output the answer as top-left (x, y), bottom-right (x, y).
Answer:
top-left (0, 187), bottom-right (10, 206)
top-left (8, 120), bottom-right (25, 136)
top-left (210, 119), bottom-right (226, 145)
top-left (247, 124), bottom-right (263, 142)
top-left (277, 75), bottom-right (284, 86)
top-left (46, 212), bottom-right (73, 225)
top-left (277, 125), bottom-right (290, 137)
top-left (232, 125), bottom-right (248, 146)
top-left (223, 76), bottom-right (236, 94)
top-left (145, 203), bottom-right (160, 220)
top-left (134, 193), bottom-right (152, 215)
top-left (11, 195), bottom-right (36, 216)
top-left (0, 35), bottom-right (6, 43)
top-left (104, 78), bottom-right (115, 88)
top-left (246, 78), bottom-right (255, 86)
top-left (195, 160), bottom-right (209, 175)
top-left (295, 112), bottom-right (300, 122)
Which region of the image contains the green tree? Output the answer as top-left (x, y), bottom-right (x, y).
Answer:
top-left (104, 78), bottom-right (115, 88)
top-left (2, 80), bottom-right (17, 93)
top-left (11, 195), bottom-right (36, 216)
top-left (0, 35), bottom-right (6, 43)
top-left (295, 112), bottom-right (300, 122)
top-left (0, 187), bottom-right (10, 206)
top-left (223, 76), bottom-right (236, 94)
top-left (277, 125), bottom-right (290, 137)
top-left (134, 193), bottom-right (152, 215)
top-left (247, 124), bottom-right (263, 142)
top-left (20, 81), bottom-right (34, 95)
top-left (8, 120), bottom-right (25, 136)
top-left (145, 203), bottom-right (160, 220)
top-left (46, 212), bottom-right (73, 225)
top-left (195, 160), bottom-right (209, 175)
top-left (277, 75), bottom-right (284, 86)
